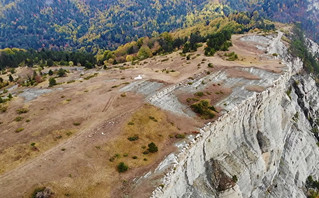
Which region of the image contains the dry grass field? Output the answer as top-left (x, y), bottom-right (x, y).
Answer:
top-left (0, 33), bottom-right (284, 198)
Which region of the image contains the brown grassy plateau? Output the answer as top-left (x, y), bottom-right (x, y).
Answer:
top-left (0, 33), bottom-right (284, 198)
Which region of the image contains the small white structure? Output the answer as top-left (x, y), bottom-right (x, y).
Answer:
top-left (134, 75), bottom-right (143, 80)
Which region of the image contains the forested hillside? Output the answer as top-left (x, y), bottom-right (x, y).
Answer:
top-left (0, 12), bottom-right (275, 70)
top-left (0, 0), bottom-right (318, 52)
top-left (221, 0), bottom-right (319, 42)
top-left (0, 0), bottom-right (227, 51)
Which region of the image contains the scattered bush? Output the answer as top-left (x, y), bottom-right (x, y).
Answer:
top-left (232, 175), bottom-right (238, 183)
top-left (292, 112), bottom-right (299, 122)
top-left (16, 108), bottom-right (29, 114)
top-left (57, 68), bottom-right (67, 77)
top-left (143, 150), bottom-right (150, 155)
top-left (117, 162), bottom-right (128, 173)
top-left (109, 154), bottom-right (121, 162)
top-left (128, 135), bottom-right (139, 141)
top-left (15, 116), bottom-right (23, 122)
top-left (194, 92), bottom-right (204, 97)
top-left (149, 116), bottom-right (158, 122)
top-left (148, 142), bottom-right (158, 153)
top-left (66, 131), bottom-right (72, 136)
top-left (186, 98), bottom-right (199, 103)
top-left (84, 73), bottom-right (98, 80)
top-left (208, 63), bottom-right (214, 68)
top-left (67, 80), bottom-right (75, 84)
top-left (312, 127), bottom-right (319, 134)
top-left (175, 134), bottom-right (185, 139)
top-left (73, 122), bottom-right (81, 126)
top-left (132, 156), bottom-right (138, 159)
top-left (49, 78), bottom-right (57, 87)
top-left (190, 100), bottom-right (217, 119)
top-left (225, 52), bottom-right (238, 61)
top-left (48, 70), bottom-right (54, 76)
top-left (128, 122), bottom-right (134, 125)
top-left (15, 127), bottom-right (24, 133)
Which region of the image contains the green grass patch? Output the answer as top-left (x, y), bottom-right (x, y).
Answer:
top-left (15, 127), bottom-right (24, 133)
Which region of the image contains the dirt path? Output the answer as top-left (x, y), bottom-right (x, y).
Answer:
top-left (102, 96), bottom-right (115, 112)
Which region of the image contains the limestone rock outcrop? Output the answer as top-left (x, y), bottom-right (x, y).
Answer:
top-left (151, 33), bottom-right (319, 198)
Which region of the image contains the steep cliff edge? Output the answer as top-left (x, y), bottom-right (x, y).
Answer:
top-left (151, 33), bottom-right (319, 197)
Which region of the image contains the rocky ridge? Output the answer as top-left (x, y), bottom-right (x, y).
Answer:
top-left (148, 32), bottom-right (319, 198)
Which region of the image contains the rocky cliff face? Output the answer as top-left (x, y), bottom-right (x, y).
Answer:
top-left (150, 33), bottom-right (319, 198)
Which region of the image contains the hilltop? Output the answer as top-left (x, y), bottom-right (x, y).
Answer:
top-left (0, 17), bottom-right (291, 197)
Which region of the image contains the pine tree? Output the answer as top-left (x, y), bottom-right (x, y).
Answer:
top-left (9, 75), bottom-right (14, 82)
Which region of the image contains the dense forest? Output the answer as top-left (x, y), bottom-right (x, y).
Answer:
top-left (0, 0), bottom-right (318, 51)
top-left (0, 12), bottom-right (275, 70)
top-left (0, 0), bottom-right (225, 51)
top-left (222, 0), bottom-right (319, 43)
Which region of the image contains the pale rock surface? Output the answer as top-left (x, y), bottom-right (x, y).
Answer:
top-left (149, 33), bottom-right (319, 198)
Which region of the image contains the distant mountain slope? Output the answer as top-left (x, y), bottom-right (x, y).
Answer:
top-left (0, 0), bottom-right (318, 51)
top-left (0, 0), bottom-right (217, 51)
top-left (221, 0), bottom-right (319, 42)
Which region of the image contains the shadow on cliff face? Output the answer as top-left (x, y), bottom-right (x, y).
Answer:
top-left (205, 159), bottom-right (237, 193)
top-left (257, 131), bottom-right (271, 153)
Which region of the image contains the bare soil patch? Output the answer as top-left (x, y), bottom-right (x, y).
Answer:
top-left (245, 85), bottom-right (266, 93)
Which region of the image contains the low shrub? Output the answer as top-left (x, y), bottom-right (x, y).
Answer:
top-left (186, 98), bottom-right (199, 103)
top-left (225, 52), bottom-right (238, 61)
top-left (148, 142), bottom-right (158, 153)
top-left (117, 162), bottom-right (128, 173)
top-left (15, 127), bottom-right (24, 133)
top-left (175, 134), bottom-right (185, 139)
top-left (16, 108), bottom-right (29, 114)
top-left (149, 116), bottom-right (158, 122)
top-left (190, 100), bottom-right (217, 119)
top-left (194, 92), bottom-right (204, 97)
top-left (15, 116), bottom-right (23, 122)
top-left (128, 135), bottom-right (139, 141)
top-left (232, 175), bottom-right (238, 183)
top-left (73, 122), bottom-right (81, 126)
top-left (49, 78), bottom-right (57, 87)
top-left (0, 105), bottom-right (7, 113)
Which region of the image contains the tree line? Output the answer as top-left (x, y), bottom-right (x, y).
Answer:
top-left (0, 48), bottom-right (96, 70)
top-left (0, 13), bottom-right (275, 70)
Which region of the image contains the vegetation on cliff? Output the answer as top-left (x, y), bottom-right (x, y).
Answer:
top-left (289, 25), bottom-right (319, 75)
